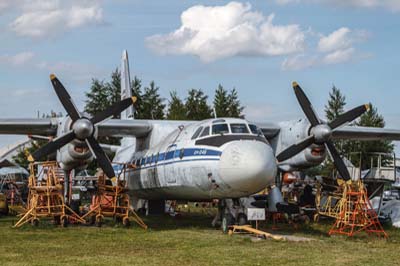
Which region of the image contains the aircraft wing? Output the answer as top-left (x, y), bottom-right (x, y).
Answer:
top-left (0, 118), bottom-right (58, 136)
top-left (332, 126), bottom-right (400, 141)
top-left (0, 118), bottom-right (153, 138)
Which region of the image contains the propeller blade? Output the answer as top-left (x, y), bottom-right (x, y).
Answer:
top-left (29, 131), bottom-right (75, 161)
top-left (325, 140), bottom-right (351, 181)
top-left (91, 97), bottom-right (136, 125)
top-left (276, 135), bottom-right (315, 162)
top-left (328, 104), bottom-right (369, 129)
top-left (50, 74), bottom-right (81, 121)
top-left (292, 82), bottom-right (320, 127)
top-left (86, 136), bottom-right (115, 179)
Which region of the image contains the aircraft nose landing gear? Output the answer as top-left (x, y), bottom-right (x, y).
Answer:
top-left (213, 199), bottom-right (250, 233)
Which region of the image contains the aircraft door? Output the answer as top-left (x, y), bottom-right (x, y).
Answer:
top-left (164, 144), bottom-right (177, 183)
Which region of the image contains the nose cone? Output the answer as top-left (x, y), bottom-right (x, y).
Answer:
top-left (219, 141), bottom-right (277, 195)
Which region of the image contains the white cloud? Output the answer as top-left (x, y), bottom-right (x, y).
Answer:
top-left (146, 2), bottom-right (305, 62)
top-left (0, 51), bottom-right (35, 66)
top-left (282, 27), bottom-right (368, 70)
top-left (318, 27), bottom-right (352, 52)
top-left (275, 0), bottom-right (400, 12)
top-left (322, 47), bottom-right (355, 64)
top-left (0, 0), bottom-right (20, 13)
top-left (282, 54), bottom-right (318, 71)
top-left (8, 0), bottom-right (104, 38)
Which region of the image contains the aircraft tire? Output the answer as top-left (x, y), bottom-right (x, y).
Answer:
top-left (32, 218), bottom-right (39, 227)
top-left (122, 217), bottom-right (130, 228)
top-left (221, 213), bottom-right (234, 233)
top-left (95, 215), bottom-right (103, 227)
top-left (61, 216), bottom-right (68, 228)
top-left (237, 213), bottom-right (248, 226)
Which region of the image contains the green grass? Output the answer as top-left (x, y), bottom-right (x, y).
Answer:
top-left (0, 211), bottom-right (399, 266)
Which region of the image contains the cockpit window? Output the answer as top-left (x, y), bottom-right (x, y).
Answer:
top-left (212, 124), bottom-right (229, 135)
top-left (191, 127), bottom-right (203, 140)
top-left (249, 124), bottom-right (259, 134)
top-left (199, 126), bottom-right (210, 137)
top-left (230, 123), bottom-right (249, 134)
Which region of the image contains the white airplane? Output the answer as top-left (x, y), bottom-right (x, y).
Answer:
top-left (1, 51), bottom-right (400, 224)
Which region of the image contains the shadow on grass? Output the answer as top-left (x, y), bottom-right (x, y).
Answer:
top-left (141, 211), bottom-right (216, 231)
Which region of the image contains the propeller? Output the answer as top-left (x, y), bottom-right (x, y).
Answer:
top-left (28, 74), bottom-right (136, 179)
top-left (276, 82), bottom-right (369, 181)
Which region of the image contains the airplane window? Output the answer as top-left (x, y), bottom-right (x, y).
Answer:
top-left (179, 148), bottom-right (184, 159)
top-left (191, 127), bottom-right (203, 139)
top-left (230, 123), bottom-right (249, 133)
top-left (158, 152), bottom-right (165, 161)
top-left (249, 124), bottom-right (258, 134)
top-left (212, 124), bottom-right (229, 135)
top-left (199, 126), bottom-right (210, 137)
top-left (146, 157), bottom-right (151, 164)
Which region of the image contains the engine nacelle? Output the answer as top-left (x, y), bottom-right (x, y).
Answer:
top-left (274, 119), bottom-right (326, 172)
top-left (55, 117), bottom-right (94, 171)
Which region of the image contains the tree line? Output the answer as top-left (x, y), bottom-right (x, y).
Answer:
top-left (84, 69), bottom-right (244, 121)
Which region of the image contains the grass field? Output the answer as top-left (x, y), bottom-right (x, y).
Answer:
top-left (0, 211), bottom-right (399, 266)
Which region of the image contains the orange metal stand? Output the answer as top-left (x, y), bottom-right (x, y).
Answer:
top-left (81, 164), bottom-right (147, 229)
top-left (328, 180), bottom-right (387, 238)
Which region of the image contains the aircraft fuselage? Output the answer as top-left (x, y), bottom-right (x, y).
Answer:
top-left (115, 118), bottom-right (277, 200)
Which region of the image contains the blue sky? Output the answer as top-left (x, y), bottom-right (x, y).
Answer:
top-left (0, 0), bottom-right (399, 152)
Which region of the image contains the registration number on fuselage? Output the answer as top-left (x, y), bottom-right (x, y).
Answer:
top-left (193, 149), bottom-right (207, 156)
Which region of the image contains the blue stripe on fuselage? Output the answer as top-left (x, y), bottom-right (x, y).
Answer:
top-left (113, 148), bottom-right (222, 172)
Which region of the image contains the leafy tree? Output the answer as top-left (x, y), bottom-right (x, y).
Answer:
top-left (185, 89), bottom-right (212, 120)
top-left (213, 84), bottom-right (229, 117)
top-left (84, 79), bottom-right (109, 116)
top-left (167, 90), bottom-right (187, 120)
top-left (131, 76), bottom-right (144, 119)
top-left (325, 85), bottom-right (346, 122)
top-left (85, 69), bottom-right (121, 119)
top-left (213, 85), bottom-right (244, 118)
top-left (226, 88), bottom-right (244, 118)
top-left (324, 87), bottom-right (346, 178)
top-left (139, 81), bottom-right (165, 119)
top-left (106, 68), bottom-right (121, 118)
top-left (324, 85), bottom-right (348, 157)
top-left (84, 70), bottom-right (123, 145)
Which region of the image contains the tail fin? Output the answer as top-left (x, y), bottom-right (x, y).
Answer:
top-left (121, 50), bottom-right (134, 119)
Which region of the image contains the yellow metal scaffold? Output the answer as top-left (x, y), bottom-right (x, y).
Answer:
top-left (14, 162), bottom-right (85, 228)
top-left (314, 182), bottom-right (343, 221)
